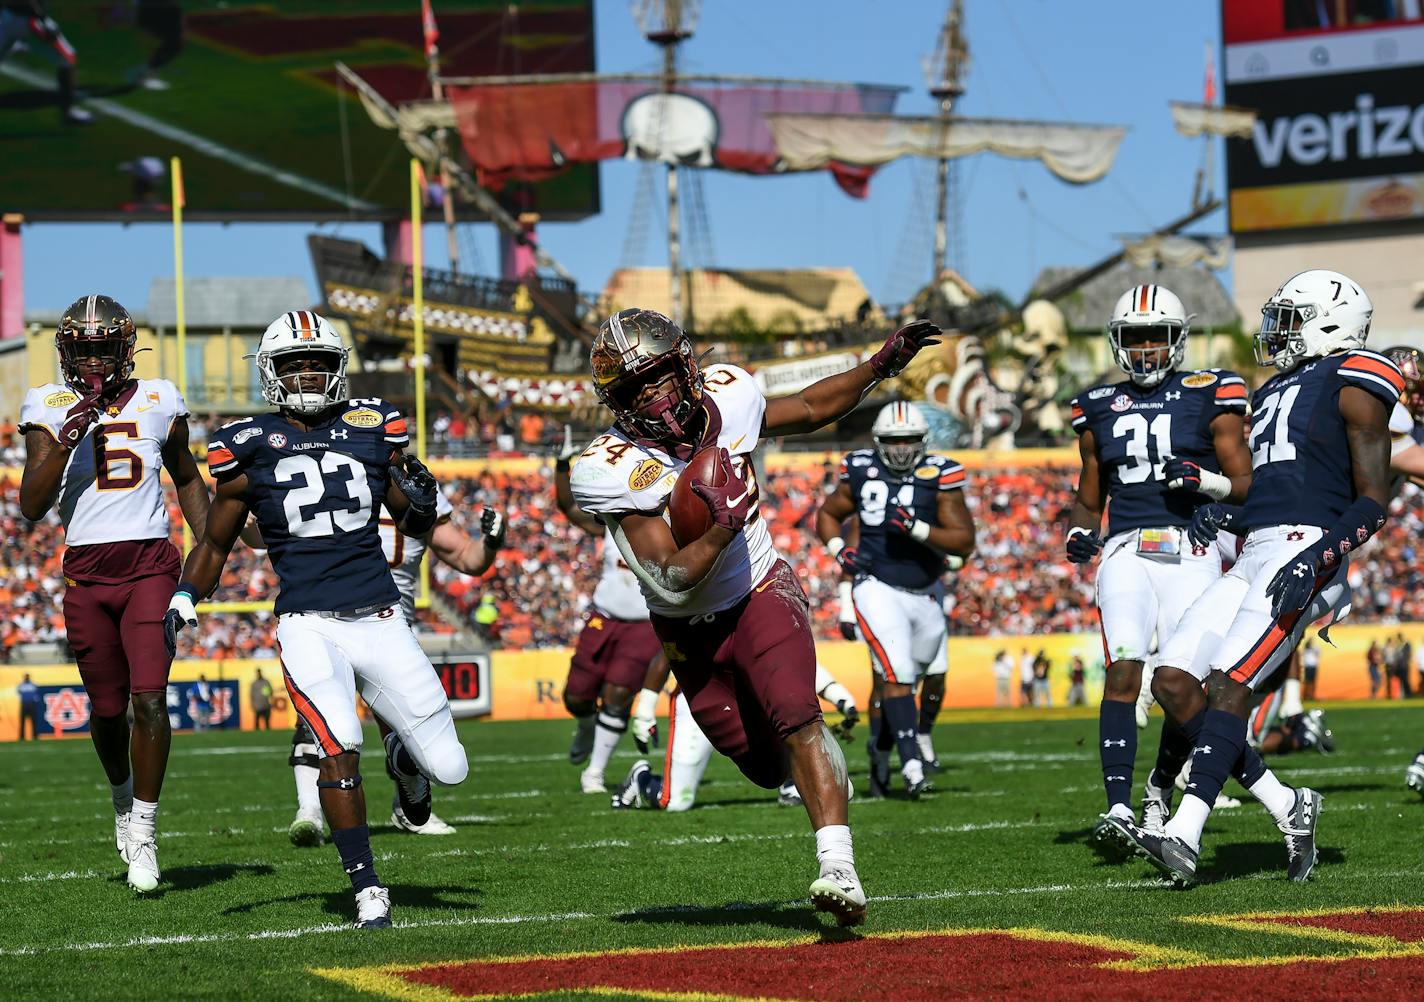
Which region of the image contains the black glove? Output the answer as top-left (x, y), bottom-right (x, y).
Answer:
top-left (887, 504), bottom-right (917, 536)
top-left (1266, 551), bottom-right (1320, 620)
top-left (833, 701), bottom-right (860, 742)
top-left (389, 454), bottom-right (439, 518)
top-left (1065, 527), bottom-right (1103, 564)
top-left (1162, 458), bottom-right (1203, 493)
top-left (839, 620), bottom-right (858, 641)
top-left (837, 546), bottom-right (866, 576)
top-left (868, 319), bottom-right (942, 379)
top-left (1188, 503), bottom-right (1235, 548)
top-left (480, 508), bottom-right (506, 549)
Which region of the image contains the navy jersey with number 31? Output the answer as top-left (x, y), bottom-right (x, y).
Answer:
top-left (206, 398), bottom-right (409, 614)
top-left (1070, 369), bottom-right (1248, 538)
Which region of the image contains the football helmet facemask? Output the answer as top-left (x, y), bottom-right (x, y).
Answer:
top-left (1106, 285), bottom-right (1190, 388)
top-left (249, 311), bottom-right (348, 415)
top-left (871, 400), bottom-right (930, 474)
top-left (591, 309), bottom-right (704, 442)
top-left (57, 294), bottom-right (138, 395)
top-left (1255, 270), bottom-right (1372, 372)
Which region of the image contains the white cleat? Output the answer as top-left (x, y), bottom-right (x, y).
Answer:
top-left (810, 866), bottom-right (867, 927)
top-left (392, 804), bottom-right (456, 835)
top-left (580, 768), bottom-right (607, 794)
top-left (126, 836), bottom-right (160, 893)
top-left (354, 885), bottom-right (393, 929)
top-left (115, 812), bottom-right (132, 862)
top-left (288, 808), bottom-right (325, 847)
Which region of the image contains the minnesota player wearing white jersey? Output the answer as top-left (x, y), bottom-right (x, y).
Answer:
top-left (284, 490), bottom-right (506, 845)
top-left (18, 295), bottom-right (211, 893)
top-left (571, 307), bottom-right (941, 926)
top-left (555, 436), bottom-right (664, 793)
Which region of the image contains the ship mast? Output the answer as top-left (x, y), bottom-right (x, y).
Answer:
top-left (928, 0), bottom-right (969, 284)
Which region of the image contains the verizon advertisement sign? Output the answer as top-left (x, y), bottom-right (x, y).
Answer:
top-left (1223, 2), bottom-right (1424, 232)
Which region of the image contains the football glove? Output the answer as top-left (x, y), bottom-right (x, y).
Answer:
top-left (1266, 551), bottom-right (1320, 620)
top-left (837, 546), bottom-right (866, 576)
top-left (837, 579), bottom-right (857, 640)
top-left (480, 508), bottom-right (507, 549)
top-left (1188, 502), bottom-right (1236, 547)
top-left (833, 700), bottom-right (860, 742)
top-left (162, 585), bottom-right (200, 659)
top-left (631, 688), bottom-right (660, 754)
top-left (1065, 527), bottom-right (1103, 564)
top-left (888, 504), bottom-right (932, 542)
top-left (868, 319), bottom-right (942, 379)
top-left (690, 448), bottom-right (751, 533)
top-left (1162, 458), bottom-right (1203, 493)
top-left (58, 392), bottom-right (102, 449)
top-left (389, 454), bottom-right (439, 518)
top-left (555, 425), bottom-right (580, 472)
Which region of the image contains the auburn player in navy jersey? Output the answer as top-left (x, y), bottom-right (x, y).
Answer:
top-left (1064, 284), bottom-right (1265, 854)
top-left (816, 401), bottom-right (975, 798)
top-left (162, 311), bottom-right (469, 928)
top-left (1109, 270), bottom-right (1402, 885)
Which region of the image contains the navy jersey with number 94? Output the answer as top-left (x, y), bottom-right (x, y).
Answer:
top-left (840, 449), bottom-right (965, 591)
top-left (206, 398), bottom-right (409, 614)
top-left (1070, 369), bottom-right (1247, 538)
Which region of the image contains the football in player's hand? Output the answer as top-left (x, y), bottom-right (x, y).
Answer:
top-left (669, 446), bottom-right (723, 546)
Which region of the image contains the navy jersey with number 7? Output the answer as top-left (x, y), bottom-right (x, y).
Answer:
top-left (1239, 350), bottom-right (1404, 533)
top-left (1070, 369), bottom-right (1248, 538)
top-left (206, 398), bottom-right (408, 614)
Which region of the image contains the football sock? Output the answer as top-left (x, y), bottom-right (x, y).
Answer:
top-left (587, 709), bottom-right (627, 778)
top-left (129, 797), bottom-right (158, 842)
top-left (1248, 770), bottom-right (1296, 825)
top-left (111, 776), bottom-right (134, 815)
top-left (1148, 715), bottom-right (1195, 794)
top-left (918, 675), bottom-right (945, 734)
top-left (1280, 677), bottom-right (1304, 719)
top-left (1164, 709), bottom-right (1246, 848)
top-left (881, 694), bottom-right (921, 771)
top-left (330, 825), bottom-right (380, 893)
top-left (814, 824), bottom-right (855, 875)
top-left (1098, 700), bottom-right (1137, 816)
top-left (294, 763), bottom-right (322, 815)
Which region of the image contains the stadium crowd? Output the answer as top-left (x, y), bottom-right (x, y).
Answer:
top-left (3, 458), bottom-right (1424, 660)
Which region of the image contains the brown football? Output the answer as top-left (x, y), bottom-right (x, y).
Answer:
top-left (669, 446), bottom-right (724, 546)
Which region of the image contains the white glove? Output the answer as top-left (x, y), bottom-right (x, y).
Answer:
top-left (162, 586), bottom-right (200, 658)
top-left (558, 424), bottom-right (580, 463)
top-left (837, 580), bottom-right (857, 640)
top-left (631, 687), bottom-right (660, 753)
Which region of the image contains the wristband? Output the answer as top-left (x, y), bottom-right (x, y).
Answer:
top-left (1197, 468), bottom-right (1232, 502)
top-left (826, 536), bottom-right (845, 559)
top-left (909, 520), bottom-right (931, 543)
top-left (175, 582), bottom-right (202, 603)
top-left (555, 456), bottom-right (571, 473)
top-left (837, 579), bottom-right (854, 609)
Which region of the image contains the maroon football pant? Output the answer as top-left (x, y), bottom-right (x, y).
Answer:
top-left (651, 561), bottom-right (822, 790)
top-left (565, 610), bottom-right (661, 702)
top-left (63, 572), bottom-right (178, 717)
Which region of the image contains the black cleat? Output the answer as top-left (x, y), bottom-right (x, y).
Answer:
top-left (1103, 815), bottom-right (1197, 886)
top-left (384, 733), bottom-right (432, 828)
top-left (906, 775), bottom-right (935, 800)
top-left (1091, 814), bottom-right (1136, 862)
top-left (1279, 787), bottom-right (1322, 882)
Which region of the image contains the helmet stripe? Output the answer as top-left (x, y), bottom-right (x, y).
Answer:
top-left (1149, 285), bottom-right (1158, 310)
top-left (607, 312), bottom-right (631, 352)
top-left (1137, 285), bottom-right (1149, 312)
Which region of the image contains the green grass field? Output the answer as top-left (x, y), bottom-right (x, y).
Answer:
top-left (2, 705), bottom-right (1423, 1000)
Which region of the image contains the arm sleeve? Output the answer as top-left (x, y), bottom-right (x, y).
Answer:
top-left (1338, 350), bottom-right (1405, 409)
top-left (1069, 397), bottom-right (1087, 433)
top-left (936, 457), bottom-right (967, 492)
top-left (206, 418), bottom-right (255, 483)
top-left (1212, 371), bottom-right (1249, 416)
top-left (381, 402), bottom-right (410, 448)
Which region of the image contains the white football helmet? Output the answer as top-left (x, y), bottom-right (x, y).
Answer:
top-left (871, 400), bottom-right (930, 474)
top-left (248, 311), bottom-right (349, 414)
top-left (1106, 285), bottom-right (1190, 388)
top-left (1255, 270), bottom-right (1373, 371)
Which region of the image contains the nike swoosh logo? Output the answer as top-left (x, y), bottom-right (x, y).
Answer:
top-left (729, 434), bottom-right (746, 450)
top-left (755, 577), bottom-right (777, 593)
top-left (137, 405), bottom-right (154, 412)
top-left (727, 488), bottom-right (750, 506)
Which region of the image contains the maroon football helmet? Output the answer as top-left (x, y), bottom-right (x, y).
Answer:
top-left (56, 294), bottom-right (137, 395)
top-left (1385, 345), bottom-right (1423, 418)
top-left (590, 308), bottom-right (704, 441)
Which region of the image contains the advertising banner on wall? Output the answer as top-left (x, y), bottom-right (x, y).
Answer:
top-left (1223, 1), bottom-right (1424, 232)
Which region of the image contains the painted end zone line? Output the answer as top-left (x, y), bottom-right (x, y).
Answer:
top-left (0, 63), bottom-right (379, 212)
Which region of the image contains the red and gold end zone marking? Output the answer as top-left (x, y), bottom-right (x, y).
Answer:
top-left (312, 907), bottom-right (1424, 1002)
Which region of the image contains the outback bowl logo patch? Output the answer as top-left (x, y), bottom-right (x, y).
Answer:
top-left (267, 432), bottom-right (288, 449)
top-left (1182, 372), bottom-right (1218, 388)
top-left (342, 408), bottom-right (382, 428)
top-left (44, 390), bottom-right (78, 408)
top-left (915, 465), bottom-right (939, 479)
top-left (1110, 394), bottom-right (1135, 413)
top-left (628, 458), bottom-right (664, 492)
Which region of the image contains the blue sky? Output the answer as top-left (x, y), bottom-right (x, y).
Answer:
top-left (21, 0), bottom-right (1224, 317)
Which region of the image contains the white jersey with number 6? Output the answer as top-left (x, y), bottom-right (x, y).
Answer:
top-left (570, 363), bottom-right (776, 619)
top-left (18, 379), bottom-right (186, 546)
top-left (378, 491), bottom-right (455, 621)
top-left (593, 527), bottom-right (651, 620)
